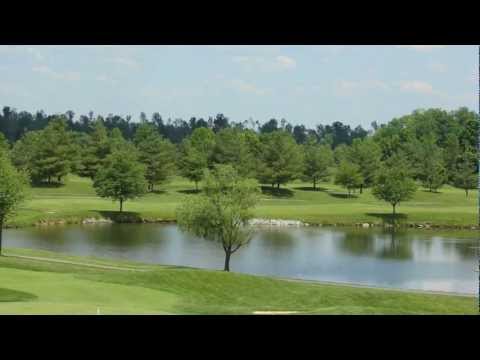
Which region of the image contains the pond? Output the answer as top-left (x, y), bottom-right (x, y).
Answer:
top-left (3, 224), bottom-right (479, 294)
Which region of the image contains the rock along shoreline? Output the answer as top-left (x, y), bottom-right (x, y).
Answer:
top-left (13, 216), bottom-right (477, 231)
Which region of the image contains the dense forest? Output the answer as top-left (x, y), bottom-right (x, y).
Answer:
top-left (0, 105), bottom-right (478, 199)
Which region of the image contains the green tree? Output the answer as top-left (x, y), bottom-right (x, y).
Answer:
top-left (0, 133), bottom-right (9, 154)
top-left (176, 165), bottom-right (259, 271)
top-left (93, 149), bottom-right (148, 212)
top-left (178, 128), bottom-right (215, 190)
top-left (77, 120), bottom-right (111, 179)
top-left (443, 133), bottom-right (461, 182)
top-left (211, 128), bottom-right (257, 178)
top-left (372, 162), bottom-right (417, 218)
top-left (257, 131), bottom-right (304, 189)
top-left (0, 153), bottom-right (29, 255)
top-left (453, 148), bottom-right (477, 197)
top-left (334, 161), bottom-right (363, 197)
top-left (333, 143), bottom-right (350, 164)
top-left (303, 137), bottom-right (333, 190)
top-left (11, 118), bottom-right (74, 184)
top-left (415, 136), bottom-right (446, 192)
top-left (134, 123), bottom-right (176, 192)
top-left (347, 138), bottom-right (381, 193)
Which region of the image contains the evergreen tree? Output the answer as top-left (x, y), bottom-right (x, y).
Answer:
top-left (303, 136), bottom-right (333, 190)
top-left (257, 131), bottom-right (304, 189)
top-left (93, 149), bottom-right (148, 212)
top-left (134, 123), bottom-right (176, 192)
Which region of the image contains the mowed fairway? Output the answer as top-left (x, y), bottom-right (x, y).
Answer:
top-left (8, 174), bottom-right (478, 228)
top-left (0, 248), bottom-right (476, 314)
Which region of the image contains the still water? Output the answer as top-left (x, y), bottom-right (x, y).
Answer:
top-left (4, 224), bottom-right (479, 294)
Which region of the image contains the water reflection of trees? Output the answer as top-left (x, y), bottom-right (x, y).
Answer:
top-left (338, 228), bottom-right (413, 260)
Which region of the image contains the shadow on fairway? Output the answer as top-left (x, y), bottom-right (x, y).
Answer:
top-left (420, 189), bottom-right (441, 194)
top-left (177, 189), bottom-right (201, 195)
top-left (150, 190), bottom-right (166, 195)
top-left (328, 192), bottom-right (358, 199)
top-left (366, 212), bottom-right (408, 226)
top-left (32, 181), bottom-right (64, 188)
top-left (95, 211), bottom-right (143, 223)
top-left (260, 186), bottom-right (294, 198)
top-left (0, 288), bottom-right (38, 302)
top-left (293, 186), bottom-right (329, 192)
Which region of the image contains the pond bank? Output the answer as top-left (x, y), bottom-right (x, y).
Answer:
top-left (4, 215), bottom-right (479, 231)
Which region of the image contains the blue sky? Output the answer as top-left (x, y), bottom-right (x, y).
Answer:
top-left (0, 45), bottom-right (477, 129)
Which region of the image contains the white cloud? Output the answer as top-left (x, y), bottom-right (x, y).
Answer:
top-left (333, 79), bottom-right (389, 96)
top-left (275, 55), bottom-right (296, 70)
top-left (105, 57), bottom-right (140, 69)
top-left (229, 79), bottom-right (269, 96)
top-left (32, 65), bottom-right (81, 81)
top-left (232, 55), bottom-right (296, 72)
top-left (396, 45), bottom-right (446, 52)
top-left (428, 63), bottom-right (448, 73)
top-left (398, 80), bottom-right (435, 95)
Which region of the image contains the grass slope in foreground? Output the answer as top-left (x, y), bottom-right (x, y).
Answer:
top-left (8, 175), bottom-right (478, 228)
top-left (0, 248), bottom-right (476, 314)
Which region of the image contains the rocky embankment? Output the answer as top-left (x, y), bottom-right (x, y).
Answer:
top-left (248, 218), bottom-right (307, 227)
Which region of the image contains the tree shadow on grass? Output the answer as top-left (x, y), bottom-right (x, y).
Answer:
top-left (32, 181), bottom-right (64, 189)
top-left (95, 211), bottom-right (143, 223)
top-left (177, 189), bottom-right (201, 195)
top-left (293, 186), bottom-right (329, 192)
top-left (420, 189), bottom-right (441, 194)
top-left (366, 212), bottom-right (408, 226)
top-left (0, 288), bottom-right (38, 302)
top-left (260, 186), bottom-right (294, 198)
top-left (327, 192), bottom-right (358, 199)
top-left (150, 190), bottom-right (166, 195)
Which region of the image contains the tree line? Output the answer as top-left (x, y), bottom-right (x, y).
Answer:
top-left (0, 106), bottom-right (369, 146)
top-left (0, 106), bottom-right (478, 213)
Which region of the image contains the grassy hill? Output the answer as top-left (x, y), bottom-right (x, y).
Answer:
top-left (0, 248), bottom-right (476, 314)
top-left (7, 174), bottom-right (478, 228)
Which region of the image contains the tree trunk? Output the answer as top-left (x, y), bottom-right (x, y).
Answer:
top-left (277, 183), bottom-right (280, 190)
top-left (392, 203), bottom-right (396, 218)
top-left (360, 184), bottom-right (363, 194)
top-left (119, 199), bottom-right (123, 213)
top-left (195, 181), bottom-right (198, 191)
top-left (0, 218), bottom-right (3, 256)
top-left (466, 189), bottom-right (468, 198)
top-left (313, 178), bottom-right (316, 191)
top-left (223, 249), bottom-right (231, 272)
top-left (272, 183), bottom-right (274, 189)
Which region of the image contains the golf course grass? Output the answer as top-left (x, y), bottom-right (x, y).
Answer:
top-left (0, 248), bottom-right (476, 314)
top-left (6, 174), bottom-right (478, 228)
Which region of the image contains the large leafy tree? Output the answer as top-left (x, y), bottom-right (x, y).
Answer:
top-left (93, 148), bottom-right (148, 212)
top-left (257, 131), bottom-right (304, 189)
top-left (211, 128), bottom-right (257, 178)
top-left (134, 123), bottom-right (176, 192)
top-left (0, 153), bottom-right (28, 255)
top-left (178, 127), bottom-right (215, 190)
top-left (77, 120), bottom-right (111, 179)
top-left (347, 138), bottom-right (381, 193)
top-left (334, 161), bottom-right (363, 197)
top-left (0, 133), bottom-right (9, 154)
top-left (176, 165), bottom-right (259, 272)
top-left (453, 147), bottom-right (477, 197)
top-left (372, 158), bottom-right (417, 218)
top-left (415, 136), bottom-right (447, 192)
top-left (303, 136), bottom-right (333, 190)
top-left (11, 117), bottom-right (74, 184)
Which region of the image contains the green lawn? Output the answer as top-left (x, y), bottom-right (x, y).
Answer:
top-left (7, 174), bottom-right (478, 228)
top-left (0, 248), bottom-right (476, 314)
